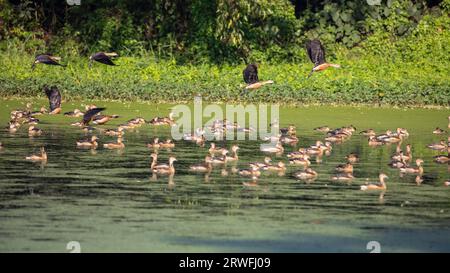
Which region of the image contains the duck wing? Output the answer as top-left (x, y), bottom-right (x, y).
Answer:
top-left (82, 107), bottom-right (105, 125)
top-left (36, 54), bottom-right (63, 66)
top-left (243, 64), bottom-right (259, 84)
top-left (92, 52), bottom-right (116, 66)
top-left (306, 39), bottom-right (326, 66)
top-left (44, 86), bottom-right (62, 111)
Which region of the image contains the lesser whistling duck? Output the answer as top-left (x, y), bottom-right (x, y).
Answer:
top-left (280, 125), bottom-right (296, 136)
top-left (93, 114), bottom-right (120, 125)
top-left (225, 145), bottom-right (239, 162)
top-left (25, 147), bottom-right (47, 162)
top-left (64, 109), bottom-right (84, 117)
top-left (152, 156), bottom-right (177, 175)
top-left (260, 142), bottom-right (284, 153)
top-left (104, 127), bottom-right (124, 137)
top-left (238, 165), bottom-right (261, 178)
top-left (209, 143), bottom-right (228, 155)
top-left (368, 136), bottom-right (384, 146)
top-left (149, 112), bottom-right (175, 126)
top-left (280, 134), bottom-right (299, 144)
top-left (335, 163), bottom-right (353, 173)
top-left (331, 173), bottom-right (354, 181)
top-left (434, 146), bottom-right (450, 163)
top-left (208, 150), bottom-right (228, 164)
top-left (392, 144), bottom-right (412, 162)
top-left (427, 138), bottom-right (448, 150)
top-left (28, 126), bottom-right (42, 137)
top-left (76, 136), bottom-right (99, 148)
top-left (242, 63), bottom-right (274, 90)
top-left (389, 158), bottom-right (408, 169)
top-left (103, 137), bottom-right (125, 149)
top-left (32, 54), bottom-right (65, 70)
top-left (44, 85), bottom-right (62, 114)
top-left (294, 168), bottom-right (318, 180)
top-left (360, 173), bottom-right (388, 191)
top-left (400, 159), bottom-right (424, 175)
top-left (189, 156), bottom-right (213, 172)
top-left (306, 39), bottom-right (341, 77)
top-left (262, 161), bottom-right (286, 172)
top-left (147, 138), bottom-right (161, 149)
top-left (89, 52), bottom-right (118, 68)
top-left (159, 139), bottom-right (175, 148)
top-left (314, 126), bottom-right (330, 133)
top-left (289, 156), bottom-right (311, 167)
top-left (346, 153), bottom-right (359, 163)
top-left (71, 107), bottom-right (105, 126)
top-left (250, 157), bottom-right (272, 169)
top-left (433, 127), bottom-right (447, 134)
top-left (287, 148), bottom-right (308, 159)
top-left (444, 180), bottom-right (450, 187)
top-left (360, 129), bottom-right (376, 136)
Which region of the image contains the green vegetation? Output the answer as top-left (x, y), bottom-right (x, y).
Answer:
top-left (0, 0), bottom-right (449, 105)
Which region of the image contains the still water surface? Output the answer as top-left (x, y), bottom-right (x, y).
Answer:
top-left (0, 99), bottom-right (449, 252)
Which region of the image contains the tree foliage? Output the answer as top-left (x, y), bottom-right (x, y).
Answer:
top-left (0, 0), bottom-right (447, 63)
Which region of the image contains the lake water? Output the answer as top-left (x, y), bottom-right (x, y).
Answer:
top-left (0, 98), bottom-right (449, 252)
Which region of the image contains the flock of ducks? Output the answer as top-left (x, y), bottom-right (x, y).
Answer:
top-left (4, 48), bottom-right (450, 193)
top-left (2, 90), bottom-right (449, 193)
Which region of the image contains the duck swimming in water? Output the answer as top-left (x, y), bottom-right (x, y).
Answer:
top-left (25, 147), bottom-right (47, 162)
top-left (189, 156), bottom-right (213, 172)
top-left (260, 142), bottom-right (284, 153)
top-left (335, 163), bottom-right (353, 173)
top-left (76, 136), bottom-right (99, 148)
top-left (331, 173), bottom-right (354, 181)
top-left (72, 107), bottom-right (105, 126)
top-left (159, 139), bottom-right (175, 148)
top-left (104, 127), bottom-right (124, 137)
top-left (359, 129), bottom-right (376, 136)
top-left (314, 126), bottom-right (330, 133)
top-left (433, 127), bottom-right (447, 134)
top-left (148, 112), bottom-right (175, 126)
top-left (209, 143), bottom-right (228, 155)
top-left (28, 126), bottom-right (42, 137)
top-left (262, 161), bottom-right (286, 172)
top-left (280, 125), bottom-right (296, 136)
top-left (368, 136), bottom-right (384, 146)
top-left (294, 168), bottom-right (318, 180)
top-left (152, 156), bottom-right (177, 175)
top-left (289, 156), bottom-right (311, 167)
top-left (345, 153), bottom-right (359, 163)
top-left (360, 173), bottom-right (388, 191)
top-left (64, 109), bottom-right (84, 117)
top-left (208, 150), bottom-right (228, 164)
top-left (434, 147), bottom-right (450, 164)
top-left (392, 144), bottom-right (412, 162)
top-left (399, 159), bottom-right (424, 175)
top-left (225, 145), bottom-right (239, 162)
top-left (249, 157), bottom-right (272, 169)
top-left (147, 138), bottom-right (161, 149)
top-left (427, 138), bottom-right (449, 150)
top-left (103, 137), bottom-right (125, 149)
top-left (238, 165), bottom-right (261, 178)
top-left (93, 114), bottom-right (120, 125)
